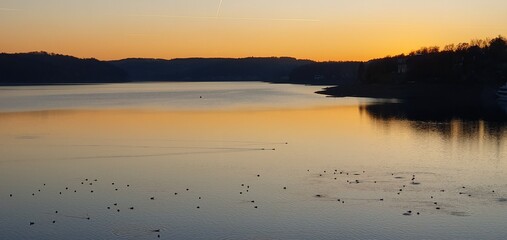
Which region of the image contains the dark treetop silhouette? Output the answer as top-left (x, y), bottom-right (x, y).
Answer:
top-left (318, 36), bottom-right (507, 121)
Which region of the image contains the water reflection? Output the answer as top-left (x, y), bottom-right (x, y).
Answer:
top-left (1, 83), bottom-right (507, 240)
top-left (362, 102), bottom-right (507, 139)
top-left (360, 100), bottom-right (507, 122)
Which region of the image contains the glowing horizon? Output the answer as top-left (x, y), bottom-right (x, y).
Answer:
top-left (1, 0), bottom-right (506, 61)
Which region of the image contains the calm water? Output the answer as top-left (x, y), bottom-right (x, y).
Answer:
top-left (1, 82), bottom-right (506, 240)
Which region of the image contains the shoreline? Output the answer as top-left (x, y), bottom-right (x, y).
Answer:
top-left (318, 83), bottom-right (507, 121)
top-left (317, 83), bottom-right (499, 100)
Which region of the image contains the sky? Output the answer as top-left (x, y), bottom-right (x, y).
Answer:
top-left (1, 0), bottom-right (506, 61)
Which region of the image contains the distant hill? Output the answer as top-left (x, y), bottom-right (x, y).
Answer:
top-left (0, 52), bottom-right (127, 85)
top-left (110, 57), bottom-right (360, 85)
top-left (1, 36), bottom-right (505, 87)
top-left (288, 61), bottom-right (361, 85)
top-left (110, 57), bottom-right (313, 82)
top-left (0, 53), bottom-right (360, 85)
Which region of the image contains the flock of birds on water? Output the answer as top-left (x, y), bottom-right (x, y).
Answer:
top-left (314, 170), bottom-right (475, 215)
top-left (4, 167), bottom-right (507, 239)
top-left (5, 174), bottom-right (275, 238)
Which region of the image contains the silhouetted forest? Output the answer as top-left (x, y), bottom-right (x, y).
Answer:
top-left (1, 36), bottom-right (506, 87)
top-left (360, 36), bottom-right (507, 84)
top-left (0, 52), bottom-right (127, 85)
top-left (319, 36), bottom-right (507, 120)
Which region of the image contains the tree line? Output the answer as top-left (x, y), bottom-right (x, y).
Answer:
top-left (1, 36), bottom-right (506, 86)
top-left (360, 36), bottom-right (507, 85)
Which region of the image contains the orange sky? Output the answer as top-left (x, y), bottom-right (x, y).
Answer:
top-left (1, 0), bottom-right (506, 61)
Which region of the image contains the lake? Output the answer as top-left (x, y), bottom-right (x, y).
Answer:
top-left (1, 82), bottom-right (506, 240)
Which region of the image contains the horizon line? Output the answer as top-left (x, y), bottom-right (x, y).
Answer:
top-left (0, 51), bottom-right (363, 62)
top-left (2, 34), bottom-right (504, 62)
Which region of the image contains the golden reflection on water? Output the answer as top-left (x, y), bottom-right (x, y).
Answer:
top-left (0, 106), bottom-right (505, 171)
top-left (0, 107), bottom-right (359, 164)
top-left (0, 106), bottom-right (363, 144)
top-left (1, 104), bottom-right (507, 240)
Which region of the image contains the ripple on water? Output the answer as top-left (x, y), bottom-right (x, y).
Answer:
top-left (450, 211), bottom-right (471, 217)
top-left (0, 230), bottom-right (26, 240)
top-left (111, 225), bottom-right (168, 239)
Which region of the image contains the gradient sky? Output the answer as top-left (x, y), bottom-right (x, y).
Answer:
top-left (1, 0), bottom-right (506, 61)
